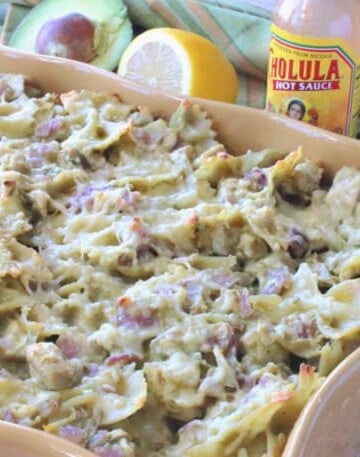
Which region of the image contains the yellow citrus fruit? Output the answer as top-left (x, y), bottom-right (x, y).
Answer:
top-left (117, 27), bottom-right (239, 103)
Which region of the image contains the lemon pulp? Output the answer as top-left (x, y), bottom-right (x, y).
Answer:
top-left (118, 28), bottom-right (239, 103)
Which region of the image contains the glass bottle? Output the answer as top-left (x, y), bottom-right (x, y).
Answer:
top-left (266, 0), bottom-right (360, 137)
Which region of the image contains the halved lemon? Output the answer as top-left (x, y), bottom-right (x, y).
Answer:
top-left (117, 27), bottom-right (239, 103)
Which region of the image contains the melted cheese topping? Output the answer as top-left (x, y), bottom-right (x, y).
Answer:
top-left (0, 74), bottom-right (360, 457)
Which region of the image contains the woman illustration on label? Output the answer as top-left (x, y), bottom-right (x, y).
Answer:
top-left (286, 99), bottom-right (306, 121)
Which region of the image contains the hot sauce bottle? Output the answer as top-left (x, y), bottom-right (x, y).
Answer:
top-left (266, 0), bottom-right (360, 137)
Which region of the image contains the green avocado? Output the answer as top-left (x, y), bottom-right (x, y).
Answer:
top-left (8, 0), bottom-right (133, 71)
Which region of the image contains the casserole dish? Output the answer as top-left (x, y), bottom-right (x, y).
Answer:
top-left (1, 45), bottom-right (360, 457)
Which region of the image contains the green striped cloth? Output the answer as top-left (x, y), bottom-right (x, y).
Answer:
top-left (0, 0), bottom-right (271, 109)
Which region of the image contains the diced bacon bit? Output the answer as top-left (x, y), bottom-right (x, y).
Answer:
top-left (262, 266), bottom-right (292, 295)
top-left (135, 129), bottom-right (152, 146)
top-left (105, 352), bottom-right (142, 366)
top-left (58, 425), bottom-right (86, 445)
top-left (203, 151), bottom-right (230, 164)
top-left (56, 335), bottom-right (82, 359)
top-left (88, 430), bottom-right (108, 450)
top-left (84, 197), bottom-right (94, 211)
top-left (117, 254), bottom-right (133, 267)
top-left (93, 446), bottom-right (123, 457)
top-left (217, 151), bottom-right (230, 160)
top-left (35, 116), bottom-right (69, 139)
top-left (245, 168), bottom-right (268, 191)
top-left (88, 429), bottom-right (131, 457)
top-left (227, 334), bottom-right (245, 362)
top-left (271, 390), bottom-right (293, 403)
top-left (26, 143), bottom-right (58, 168)
top-left (84, 363), bottom-right (101, 377)
top-left (187, 213), bottom-right (199, 225)
top-left (116, 189), bottom-right (141, 213)
top-left (295, 314), bottom-right (317, 339)
top-left (154, 283), bottom-right (179, 297)
top-left (117, 306), bottom-right (158, 329)
top-left (26, 150), bottom-right (42, 168)
top-left (201, 269), bottom-right (239, 288)
top-left (0, 85), bottom-right (13, 100)
top-left (1, 179), bottom-right (16, 198)
top-left (129, 216), bottom-right (148, 237)
top-left (299, 363), bottom-right (315, 377)
top-left (117, 253), bottom-right (133, 267)
top-left (206, 334), bottom-right (232, 354)
top-left (117, 295), bottom-right (133, 307)
top-left (67, 184), bottom-right (110, 213)
top-left (287, 227), bottom-right (309, 259)
top-left (202, 323), bottom-right (238, 355)
top-left (2, 179), bottom-right (16, 188)
top-left (2, 409), bottom-right (17, 423)
top-left (257, 373), bottom-right (272, 387)
top-left (28, 280), bottom-right (38, 293)
top-left (236, 372), bottom-right (255, 391)
top-left (180, 279), bottom-right (204, 307)
top-left (237, 288), bottom-right (253, 318)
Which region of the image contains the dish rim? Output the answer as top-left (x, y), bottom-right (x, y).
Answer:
top-left (282, 346), bottom-right (360, 456)
top-left (0, 419), bottom-right (96, 456)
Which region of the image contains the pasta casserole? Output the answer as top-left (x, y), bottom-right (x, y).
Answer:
top-left (0, 73), bottom-right (360, 457)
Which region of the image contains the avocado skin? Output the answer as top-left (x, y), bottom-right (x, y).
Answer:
top-left (8, 0), bottom-right (133, 71)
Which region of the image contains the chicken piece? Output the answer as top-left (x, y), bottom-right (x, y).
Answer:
top-left (26, 342), bottom-right (84, 391)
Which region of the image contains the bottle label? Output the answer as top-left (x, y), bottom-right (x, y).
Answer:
top-left (266, 23), bottom-right (360, 136)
